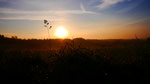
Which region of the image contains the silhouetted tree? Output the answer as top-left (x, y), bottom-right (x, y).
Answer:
top-left (0, 34), bottom-right (5, 39)
top-left (147, 37), bottom-right (150, 42)
top-left (73, 38), bottom-right (85, 41)
top-left (11, 36), bottom-right (18, 39)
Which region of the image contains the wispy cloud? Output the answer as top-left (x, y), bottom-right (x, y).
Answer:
top-left (0, 8), bottom-right (97, 20)
top-left (117, 17), bottom-right (150, 28)
top-left (96, 0), bottom-right (124, 9)
top-left (0, 8), bottom-right (96, 14)
top-left (125, 17), bottom-right (150, 26)
top-left (80, 3), bottom-right (86, 12)
top-left (80, 3), bottom-right (98, 14)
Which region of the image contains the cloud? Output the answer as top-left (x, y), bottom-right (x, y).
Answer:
top-left (0, 8), bottom-right (97, 20)
top-left (80, 3), bottom-right (97, 14)
top-left (117, 17), bottom-right (150, 28)
top-left (125, 17), bottom-right (150, 26)
top-left (0, 7), bottom-right (96, 15)
top-left (80, 3), bottom-right (86, 12)
top-left (96, 0), bottom-right (124, 9)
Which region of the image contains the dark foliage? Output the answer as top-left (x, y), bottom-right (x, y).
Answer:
top-left (0, 34), bottom-right (4, 39)
top-left (0, 37), bottom-right (150, 83)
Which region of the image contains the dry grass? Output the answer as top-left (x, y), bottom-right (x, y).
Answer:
top-left (0, 37), bottom-right (150, 83)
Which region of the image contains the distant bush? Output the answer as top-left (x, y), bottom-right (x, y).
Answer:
top-left (73, 38), bottom-right (85, 41)
top-left (0, 34), bottom-right (5, 39)
top-left (147, 37), bottom-right (150, 41)
top-left (11, 36), bottom-right (18, 39)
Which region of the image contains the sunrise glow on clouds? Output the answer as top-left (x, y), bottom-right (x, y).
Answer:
top-left (0, 0), bottom-right (150, 39)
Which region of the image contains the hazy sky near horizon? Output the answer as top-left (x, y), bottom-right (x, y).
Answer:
top-left (0, 0), bottom-right (150, 39)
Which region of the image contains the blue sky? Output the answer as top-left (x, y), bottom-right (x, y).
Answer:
top-left (0, 0), bottom-right (150, 39)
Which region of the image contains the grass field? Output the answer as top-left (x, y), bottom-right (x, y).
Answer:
top-left (0, 36), bottom-right (150, 83)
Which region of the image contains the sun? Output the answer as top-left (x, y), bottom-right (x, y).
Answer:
top-left (55, 26), bottom-right (68, 38)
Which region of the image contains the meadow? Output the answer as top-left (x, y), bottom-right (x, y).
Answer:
top-left (0, 35), bottom-right (150, 83)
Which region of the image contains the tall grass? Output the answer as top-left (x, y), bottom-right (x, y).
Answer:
top-left (0, 38), bottom-right (150, 83)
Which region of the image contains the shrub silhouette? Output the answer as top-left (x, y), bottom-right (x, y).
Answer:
top-left (0, 34), bottom-right (4, 39)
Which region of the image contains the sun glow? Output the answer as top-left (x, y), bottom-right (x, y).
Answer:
top-left (55, 26), bottom-right (68, 38)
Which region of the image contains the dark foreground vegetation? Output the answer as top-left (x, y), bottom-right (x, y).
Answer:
top-left (0, 35), bottom-right (150, 83)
